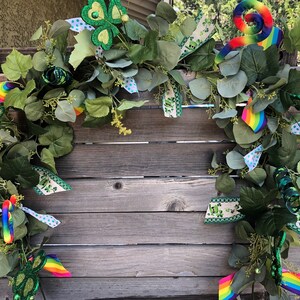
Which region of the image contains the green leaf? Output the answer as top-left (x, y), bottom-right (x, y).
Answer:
top-left (123, 19), bottom-right (148, 41)
top-left (121, 66), bottom-right (139, 78)
top-left (235, 221), bottom-right (255, 241)
top-left (231, 267), bottom-right (255, 294)
top-left (280, 69), bottom-right (300, 110)
top-left (147, 15), bottom-right (169, 36)
top-left (228, 245), bottom-right (250, 268)
top-left (4, 79), bottom-right (36, 110)
top-left (156, 1), bottom-right (177, 23)
top-left (82, 114), bottom-right (111, 128)
top-left (189, 78), bottom-right (212, 100)
top-left (219, 51), bottom-right (241, 77)
top-left (263, 45), bottom-right (280, 78)
top-left (240, 187), bottom-right (274, 216)
top-left (148, 71), bottom-right (168, 91)
top-left (85, 97), bottom-right (113, 118)
top-left (155, 41), bottom-right (181, 71)
top-left (49, 20), bottom-right (71, 38)
top-left (240, 45), bottom-right (267, 85)
top-left (289, 18), bottom-right (300, 51)
top-left (32, 51), bottom-right (48, 72)
top-left (69, 30), bottom-right (97, 70)
top-left (0, 251), bottom-right (19, 277)
top-left (1, 49), bottom-right (33, 80)
top-left (117, 100), bottom-right (148, 111)
top-left (135, 68), bottom-right (153, 91)
top-left (25, 100), bottom-right (44, 121)
top-left (41, 148), bottom-right (57, 174)
top-left (179, 17), bottom-right (197, 36)
top-left (7, 141), bottom-right (37, 160)
top-left (217, 70), bottom-right (248, 98)
top-left (14, 224), bottom-right (28, 241)
top-left (211, 152), bottom-right (219, 169)
top-left (55, 101), bottom-right (76, 122)
top-left (215, 173), bottom-right (235, 194)
top-left (233, 118), bottom-right (263, 145)
top-left (168, 70), bottom-right (186, 86)
top-left (0, 129), bottom-right (17, 145)
top-left (226, 151), bottom-right (246, 170)
top-left (27, 213), bottom-right (49, 236)
top-left (245, 168), bottom-right (267, 187)
top-left (256, 208), bottom-right (297, 236)
top-left (212, 109), bottom-right (237, 120)
top-left (30, 26), bottom-right (43, 41)
top-left (103, 49), bottom-right (127, 61)
top-left (38, 124), bottom-right (73, 158)
top-left (186, 39), bottom-right (215, 71)
top-left (0, 156), bottom-right (40, 188)
top-left (105, 59), bottom-right (133, 69)
top-left (69, 90), bottom-right (85, 107)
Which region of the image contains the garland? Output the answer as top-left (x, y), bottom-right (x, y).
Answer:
top-left (0, 0), bottom-right (300, 298)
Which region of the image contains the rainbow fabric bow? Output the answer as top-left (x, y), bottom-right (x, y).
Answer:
top-left (219, 273), bottom-right (238, 300)
top-left (2, 195), bottom-right (17, 244)
top-left (0, 81), bottom-right (15, 103)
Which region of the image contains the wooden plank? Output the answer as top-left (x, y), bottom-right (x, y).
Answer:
top-left (35, 246), bottom-right (300, 278)
top-left (35, 213), bottom-right (234, 245)
top-left (55, 143), bottom-right (232, 178)
top-left (73, 109), bottom-right (227, 143)
top-left (0, 278), bottom-right (267, 300)
top-left (23, 178), bottom-right (220, 213)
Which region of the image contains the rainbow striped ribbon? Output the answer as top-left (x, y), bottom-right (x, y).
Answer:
top-left (43, 254), bottom-right (72, 277)
top-left (219, 273), bottom-right (238, 300)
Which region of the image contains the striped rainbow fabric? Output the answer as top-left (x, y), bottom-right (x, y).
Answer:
top-left (281, 270), bottom-right (300, 295)
top-left (219, 273), bottom-right (238, 300)
top-left (43, 254), bottom-right (72, 278)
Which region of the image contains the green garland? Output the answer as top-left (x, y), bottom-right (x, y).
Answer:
top-left (0, 0), bottom-right (300, 299)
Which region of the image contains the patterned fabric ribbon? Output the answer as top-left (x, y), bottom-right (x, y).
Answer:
top-left (124, 77), bottom-right (138, 94)
top-left (244, 145), bottom-right (263, 172)
top-left (21, 206), bottom-right (61, 228)
top-left (204, 197), bottom-right (244, 224)
top-left (33, 166), bottom-right (72, 196)
top-left (162, 81), bottom-right (182, 118)
top-left (274, 167), bottom-right (300, 215)
top-left (291, 122), bottom-right (300, 135)
top-left (180, 12), bottom-right (215, 59)
top-left (66, 17), bottom-right (95, 32)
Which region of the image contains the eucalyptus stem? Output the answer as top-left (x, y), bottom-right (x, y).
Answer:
top-left (251, 282), bottom-right (255, 300)
top-left (117, 35), bottom-right (129, 50)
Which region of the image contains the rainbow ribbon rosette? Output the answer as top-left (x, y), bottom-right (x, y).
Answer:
top-left (0, 81), bottom-right (15, 103)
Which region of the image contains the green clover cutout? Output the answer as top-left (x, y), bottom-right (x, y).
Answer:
top-left (81, 0), bottom-right (128, 50)
top-left (13, 251), bottom-right (47, 300)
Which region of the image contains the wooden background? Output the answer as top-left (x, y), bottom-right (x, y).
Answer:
top-left (0, 86), bottom-right (299, 298)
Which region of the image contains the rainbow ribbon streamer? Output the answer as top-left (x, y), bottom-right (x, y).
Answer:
top-left (219, 273), bottom-right (238, 300)
top-left (0, 82), bottom-right (15, 103)
top-left (43, 254), bottom-right (72, 278)
top-left (215, 0), bottom-right (273, 64)
top-left (258, 26), bottom-right (283, 50)
top-left (281, 270), bottom-right (300, 295)
top-left (2, 195), bottom-right (17, 244)
top-left (242, 97), bottom-right (267, 133)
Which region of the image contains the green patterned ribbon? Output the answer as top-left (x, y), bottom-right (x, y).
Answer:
top-left (204, 197), bottom-right (244, 224)
top-left (32, 166), bottom-right (72, 196)
top-left (162, 81), bottom-right (182, 118)
top-left (271, 231), bottom-right (286, 285)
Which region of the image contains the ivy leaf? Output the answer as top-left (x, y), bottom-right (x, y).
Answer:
top-left (215, 173), bottom-right (235, 194)
top-left (4, 79), bottom-right (36, 110)
top-left (41, 148), bottom-right (57, 174)
top-left (123, 19), bottom-right (148, 41)
top-left (85, 97), bottom-right (113, 118)
top-left (233, 118), bottom-right (263, 145)
top-left (117, 100), bottom-right (148, 111)
top-left (55, 101), bottom-right (76, 122)
top-left (226, 151), bottom-right (246, 170)
top-left (155, 1), bottom-right (177, 24)
top-left (69, 30), bottom-right (97, 70)
top-left (217, 70), bottom-right (248, 98)
top-left (38, 124), bottom-right (73, 158)
top-left (240, 45), bottom-right (267, 85)
top-left (0, 156), bottom-right (40, 188)
top-left (1, 49), bottom-right (33, 80)
top-left (256, 208), bottom-right (297, 236)
top-left (189, 78), bottom-right (212, 100)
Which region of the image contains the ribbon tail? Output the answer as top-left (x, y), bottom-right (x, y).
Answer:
top-left (21, 206), bottom-right (61, 228)
top-left (280, 270), bottom-right (300, 295)
top-left (43, 255), bottom-right (72, 278)
top-left (162, 81), bottom-right (182, 118)
top-left (219, 273), bottom-right (239, 300)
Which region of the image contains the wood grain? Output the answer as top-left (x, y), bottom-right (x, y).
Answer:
top-left (73, 109), bottom-right (227, 143)
top-left (23, 178), bottom-right (221, 213)
top-left (55, 143), bottom-right (233, 178)
top-left (34, 212), bottom-right (234, 245)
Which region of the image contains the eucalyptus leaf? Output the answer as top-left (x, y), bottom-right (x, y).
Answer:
top-left (123, 19), bottom-right (148, 41)
top-left (49, 20), bottom-right (71, 38)
top-left (215, 173), bottom-right (235, 194)
top-left (30, 26), bottom-right (43, 41)
top-left (121, 66), bottom-right (138, 78)
top-left (155, 41), bottom-right (181, 71)
top-left (233, 118), bottom-right (263, 145)
top-left (189, 78), bottom-right (211, 100)
top-left (245, 168), bottom-right (267, 187)
top-left (105, 59), bottom-right (133, 69)
top-left (219, 51), bottom-right (241, 77)
top-left (180, 17), bottom-right (197, 36)
top-left (212, 109), bottom-right (237, 120)
top-left (82, 114), bottom-right (111, 128)
top-left (168, 70), bottom-right (186, 86)
top-left (217, 70), bottom-right (248, 98)
top-left (211, 152), bottom-right (219, 169)
top-left (103, 49), bottom-right (127, 61)
top-left (69, 90), bottom-right (85, 107)
top-left (226, 151), bottom-right (246, 170)
top-left (55, 101), bottom-right (76, 122)
top-left (235, 221), bottom-right (255, 241)
top-left (148, 71), bottom-right (168, 91)
top-left (135, 68), bottom-right (153, 91)
top-left (27, 214), bottom-right (49, 236)
top-left (0, 252), bottom-right (19, 277)
top-left (117, 100), bottom-right (148, 111)
top-left (32, 51), bottom-right (48, 72)
top-left (147, 15), bottom-right (169, 36)
top-left (156, 1), bottom-right (177, 23)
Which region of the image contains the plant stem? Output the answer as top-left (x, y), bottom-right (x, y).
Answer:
top-left (252, 282), bottom-right (255, 300)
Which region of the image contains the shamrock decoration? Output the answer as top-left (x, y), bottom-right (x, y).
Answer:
top-left (13, 251), bottom-right (47, 300)
top-left (81, 0), bottom-right (128, 50)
